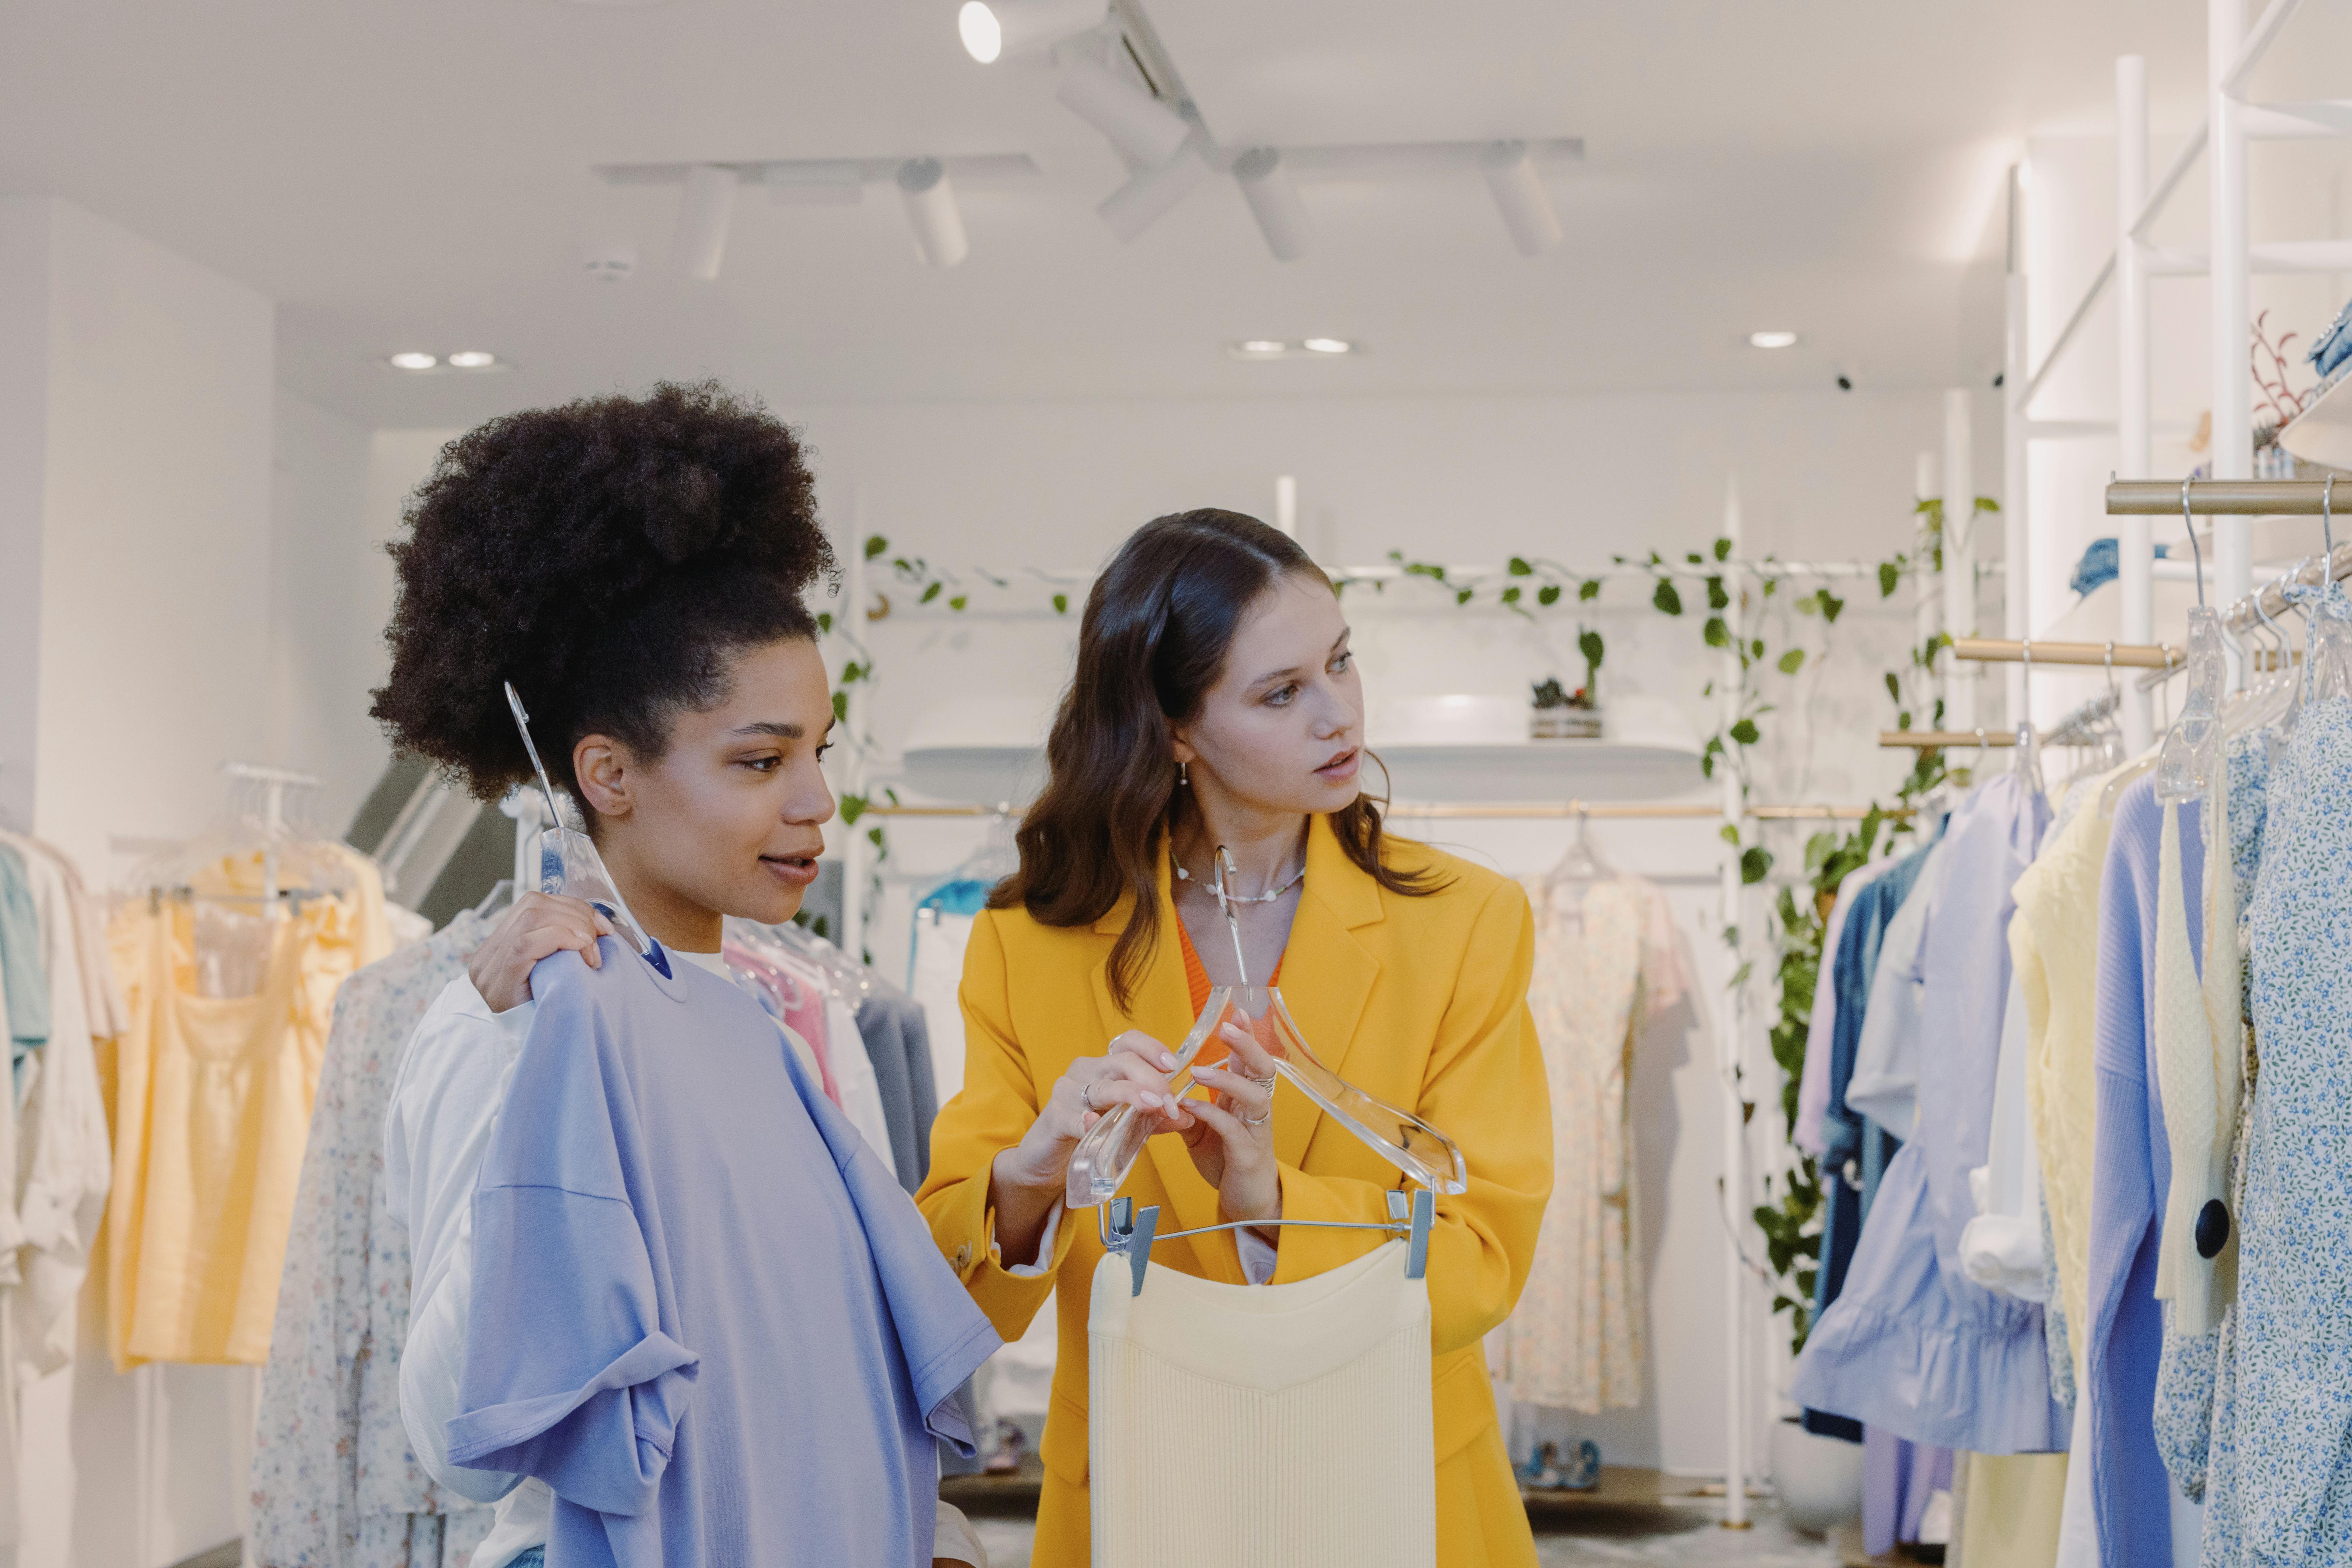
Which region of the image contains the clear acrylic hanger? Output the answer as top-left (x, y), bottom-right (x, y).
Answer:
top-left (2011, 641), bottom-right (2046, 796)
top-left (1066, 844), bottom-right (1469, 1210)
top-left (1546, 804), bottom-right (1610, 885)
top-left (2156, 481), bottom-right (2223, 804)
top-left (504, 682), bottom-right (652, 956)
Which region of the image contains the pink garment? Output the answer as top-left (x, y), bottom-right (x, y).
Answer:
top-left (1794, 856), bottom-right (1895, 1157)
top-left (721, 943), bottom-right (841, 1106)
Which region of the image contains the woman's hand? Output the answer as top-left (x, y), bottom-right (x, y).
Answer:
top-left (988, 1032), bottom-right (1194, 1265)
top-left (1178, 1020), bottom-right (1283, 1234)
top-left (465, 892), bottom-right (616, 1013)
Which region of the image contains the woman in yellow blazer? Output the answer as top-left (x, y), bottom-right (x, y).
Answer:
top-left (916, 509), bottom-right (1553, 1567)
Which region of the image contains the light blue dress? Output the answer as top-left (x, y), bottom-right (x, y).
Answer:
top-left (447, 939), bottom-right (999, 1568)
top-left (1791, 772), bottom-right (2067, 1454)
top-left (2202, 695), bottom-right (2352, 1564)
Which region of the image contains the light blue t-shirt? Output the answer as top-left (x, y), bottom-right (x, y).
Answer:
top-left (445, 938), bottom-right (998, 1568)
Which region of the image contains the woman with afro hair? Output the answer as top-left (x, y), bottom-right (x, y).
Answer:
top-left (373, 383), bottom-right (995, 1568)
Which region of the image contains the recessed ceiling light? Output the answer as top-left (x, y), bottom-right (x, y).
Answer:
top-left (446, 350), bottom-right (498, 370)
top-left (1301, 337), bottom-right (1355, 355)
top-left (957, 2), bottom-right (1003, 62)
top-left (388, 352), bottom-right (438, 371)
top-left (1748, 330), bottom-right (1799, 350)
top-left (1236, 340), bottom-right (1288, 356)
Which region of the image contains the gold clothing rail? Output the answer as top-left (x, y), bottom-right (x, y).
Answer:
top-left (1949, 636), bottom-right (2182, 670)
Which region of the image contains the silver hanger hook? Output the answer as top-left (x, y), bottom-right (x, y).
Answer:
top-left (2103, 640), bottom-right (2119, 704)
top-left (2325, 474), bottom-right (2338, 564)
top-left (2181, 477), bottom-right (2206, 609)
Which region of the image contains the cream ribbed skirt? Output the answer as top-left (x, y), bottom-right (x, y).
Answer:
top-left (1087, 1241), bottom-right (1437, 1568)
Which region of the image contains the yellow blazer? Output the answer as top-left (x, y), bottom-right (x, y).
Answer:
top-left (917, 814), bottom-right (1553, 1568)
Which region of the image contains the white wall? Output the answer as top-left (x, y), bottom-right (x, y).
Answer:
top-left (269, 392), bottom-right (385, 830)
top-left (0, 193), bottom-right (278, 1568)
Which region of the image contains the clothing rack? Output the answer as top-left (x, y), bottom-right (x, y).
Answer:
top-left (1949, 636), bottom-right (2182, 670)
top-left (862, 800), bottom-right (1905, 822)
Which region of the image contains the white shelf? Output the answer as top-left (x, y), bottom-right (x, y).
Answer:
top-left (1372, 738), bottom-right (1706, 804)
top-left (899, 745), bottom-right (1046, 807)
top-left (2277, 372), bottom-right (2352, 471)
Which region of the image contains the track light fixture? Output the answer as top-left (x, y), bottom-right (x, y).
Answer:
top-left (1233, 147), bottom-right (1312, 261)
top-left (1100, 136), bottom-right (1212, 243)
top-left (671, 164), bottom-right (738, 280)
top-left (958, 0), bottom-right (1107, 63)
top-left (1055, 56), bottom-right (1190, 168)
top-left (1477, 141), bottom-right (1562, 257)
top-left (897, 158), bottom-right (970, 267)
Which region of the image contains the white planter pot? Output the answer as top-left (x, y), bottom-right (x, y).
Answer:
top-left (1770, 1417), bottom-right (1864, 1537)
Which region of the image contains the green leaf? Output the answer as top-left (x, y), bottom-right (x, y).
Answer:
top-left (840, 794), bottom-right (868, 825)
top-left (1537, 583), bottom-right (1562, 606)
top-left (1749, 638), bottom-right (1765, 659)
top-left (1578, 628), bottom-right (1604, 670)
top-left (1713, 536), bottom-right (1732, 560)
top-left (919, 581), bottom-right (942, 604)
top-left (1720, 823), bottom-right (1742, 846)
top-left (1777, 648), bottom-right (1806, 674)
top-left (1878, 561), bottom-right (1901, 597)
top-left (867, 826), bottom-right (884, 848)
top-left (1707, 576), bottom-right (1730, 610)
top-left (863, 534), bottom-right (888, 559)
top-left (1500, 585), bottom-right (1521, 605)
top-left (840, 660), bottom-right (865, 683)
top-left (817, 611), bottom-right (835, 635)
top-left (1578, 579), bottom-right (1601, 601)
top-left (949, 594), bottom-right (968, 611)
top-left (1741, 846), bottom-right (1774, 884)
top-left (1507, 556), bottom-right (1532, 576)
top-left (1685, 551), bottom-right (1704, 565)
top-left (1730, 718), bottom-right (1761, 745)
top-left (1885, 672), bottom-right (1902, 703)
top-left (1455, 586), bottom-right (1475, 605)
top-left (1703, 615), bottom-right (1730, 648)
top-left (1795, 591), bottom-right (1819, 616)
top-left (831, 691), bottom-right (848, 721)
top-left (1052, 593), bottom-right (1070, 614)
top-left (1818, 592), bottom-right (1844, 625)
top-left (1652, 580), bottom-right (1682, 616)
top-left (1975, 496), bottom-right (2000, 512)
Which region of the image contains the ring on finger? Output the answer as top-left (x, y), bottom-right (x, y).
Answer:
top-left (1242, 1105), bottom-right (1272, 1127)
top-left (1251, 1072), bottom-right (1278, 1092)
top-left (1079, 1081), bottom-right (1098, 1113)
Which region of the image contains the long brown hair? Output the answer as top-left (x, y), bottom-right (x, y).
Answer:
top-left (989, 508), bottom-right (1443, 1008)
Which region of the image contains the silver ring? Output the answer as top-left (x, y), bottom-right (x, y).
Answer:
top-left (1252, 1072), bottom-right (1278, 1093)
top-left (1242, 1107), bottom-right (1271, 1127)
top-left (1079, 1081), bottom-right (1097, 1113)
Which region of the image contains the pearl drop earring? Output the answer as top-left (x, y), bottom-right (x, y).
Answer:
top-left (1177, 760), bottom-right (1189, 787)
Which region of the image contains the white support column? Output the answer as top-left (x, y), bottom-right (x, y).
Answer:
top-left (1941, 390), bottom-right (1977, 732)
top-left (2118, 54), bottom-right (2157, 754)
top-left (2004, 191), bottom-right (2031, 732)
top-left (2211, 0), bottom-right (2255, 644)
top-left (1916, 453), bottom-right (1941, 728)
top-left (1717, 475), bottom-right (1749, 1533)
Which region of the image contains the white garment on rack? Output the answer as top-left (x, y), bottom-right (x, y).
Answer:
top-left (825, 993), bottom-right (899, 1185)
top-left (1088, 1242), bottom-right (1436, 1568)
top-left (910, 908), bottom-right (976, 1102)
top-left (1844, 836), bottom-right (1953, 1137)
top-left (1959, 972), bottom-right (2048, 1300)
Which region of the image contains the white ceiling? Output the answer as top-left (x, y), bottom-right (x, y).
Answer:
top-left (0, 0), bottom-right (2231, 427)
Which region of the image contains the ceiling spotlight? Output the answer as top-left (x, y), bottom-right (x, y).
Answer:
top-left (1749, 330), bottom-right (1799, 349)
top-left (1477, 141), bottom-right (1562, 257)
top-left (1301, 338), bottom-right (1354, 355)
top-left (447, 351), bottom-right (498, 370)
top-left (958, 0), bottom-right (1107, 63)
top-left (897, 158), bottom-right (970, 267)
top-left (1233, 147), bottom-right (1312, 261)
top-left (387, 352), bottom-right (438, 371)
top-left (1056, 56), bottom-right (1191, 168)
top-left (1100, 137), bottom-right (1212, 243)
top-left (1234, 340), bottom-right (1289, 356)
top-left (671, 164), bottom-right (738, 281)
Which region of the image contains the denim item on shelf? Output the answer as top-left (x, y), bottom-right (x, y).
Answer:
top-left (2308, 295), bottom-right (2352, 381)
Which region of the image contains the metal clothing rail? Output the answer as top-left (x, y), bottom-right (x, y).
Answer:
top-left (2106, 478), bottom-right (2352, 514)
top-left (1880, 730), bottom-right (2021, 750)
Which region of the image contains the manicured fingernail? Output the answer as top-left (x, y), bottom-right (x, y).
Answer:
top-left (1139, 1091), bottom-right (1162, 1108)
top-left (1159, 1052), bottom-right (1177, 1069)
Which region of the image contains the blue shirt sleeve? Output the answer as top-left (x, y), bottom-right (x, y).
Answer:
top-left (445, 948), bottom-right (701, 1519)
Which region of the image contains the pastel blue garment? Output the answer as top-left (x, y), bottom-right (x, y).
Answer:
top-left (2156, 730), bottom-right (2269, 1507)
top-left (0, 843), bottom-right (49, 1085)
top-left (2203, 696), bottom-right (2352, 1564)
top-left (2087, 773), bottom-right (2204, 1567)
top-left (1792, 774), bottom-right (2066, 1454)
top-left (447, 938), bottom-right (999, 1568)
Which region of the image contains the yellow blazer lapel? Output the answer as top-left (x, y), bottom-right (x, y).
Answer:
top-left (1271, 814), bottom-right (1383, 1170)
top-left (1088, 846), bottom-right (1225, 1244)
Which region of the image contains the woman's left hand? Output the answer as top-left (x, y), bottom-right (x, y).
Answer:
top-left (1177, 1020), bottom-right (1284, 1234)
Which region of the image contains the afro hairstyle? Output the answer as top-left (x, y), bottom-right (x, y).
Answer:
top-left (370, 380), bottom-right (837, 804)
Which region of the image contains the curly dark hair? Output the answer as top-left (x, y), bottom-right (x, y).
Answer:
top-left (370, 381), bottom-right (838, 804)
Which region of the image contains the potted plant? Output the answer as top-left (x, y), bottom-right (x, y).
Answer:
top-left (1531, 629), bottom-right (1607, 739)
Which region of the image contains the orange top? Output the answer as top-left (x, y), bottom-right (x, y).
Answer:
top-left (1174, 917), bottom-right (1282, 1016)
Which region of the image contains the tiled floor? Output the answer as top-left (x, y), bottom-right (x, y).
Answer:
top-left (970, 1505), bottom-right (1844, 1566)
